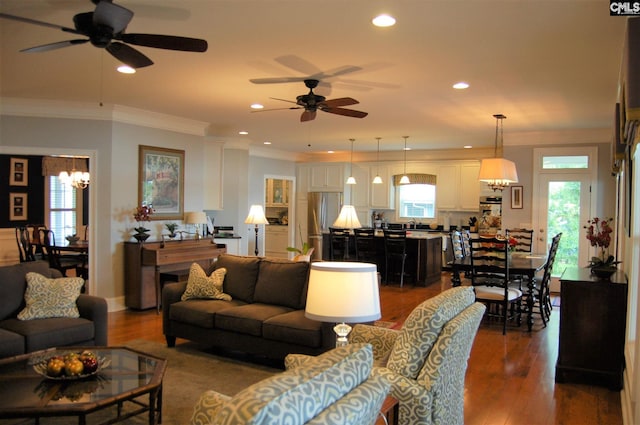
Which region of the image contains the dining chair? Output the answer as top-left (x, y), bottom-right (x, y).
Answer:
top-left (470, 236), bottom-right (523, 335)
top-left (383, 229), bottom-right (409, 287)
top-left (15, 226), bottom-right (35, 262)
top-left (531, 232), bottom-right (562, 326)
top-left (354, 228), bottom-right (377, 263)
top-left (39, 229), bottom-right (86, 277)
top-left (506, 228), bottom-right (534, 252)
top-left (329, 227), bottom-right (350, 261)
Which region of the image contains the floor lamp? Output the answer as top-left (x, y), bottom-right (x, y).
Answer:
top-left (244, 204), bottom-right (268, 256)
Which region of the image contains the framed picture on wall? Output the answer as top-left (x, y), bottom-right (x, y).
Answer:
top-left (9, 158), bottom-right (28, 186)
top-left (511, 186), bottom-right (523, 209)
top-left (9, 193), bottom-right (27, 221)
top-left (138, 145), bottom-right (185, 220)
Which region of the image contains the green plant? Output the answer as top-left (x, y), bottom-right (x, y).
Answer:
top-left (165, 222), bottom-right (179, 235)
top-left (286, 224), bottom-right (311, 254)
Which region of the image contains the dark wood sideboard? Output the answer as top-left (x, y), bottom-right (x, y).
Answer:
top-left (555, 266), bottom-right (628, 390)
top-left (124, 238), bottom-right (226, 310)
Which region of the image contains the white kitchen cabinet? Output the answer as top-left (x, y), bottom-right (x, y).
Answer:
top-left (436, 165), bottom-right (458, 210)
top-left (370, 164), bottom-right (394, 209)
top-left (265, 225), bottom-right (289, 258)
top-left (436, 162), bottom-right (481, 211)
top-left (459, 163), bottom-right (481, 210)
top-left (297, 165), bottom-right (310, 199)
top-left (203, 141), bottom-right (224, 210)
top-left (347, 164), bottom-right (369, 208)
top-left (309, 164), bottom-right (344, 192)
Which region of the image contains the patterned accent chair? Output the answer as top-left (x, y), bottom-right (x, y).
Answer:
top-left (347, 286), bottom-right (485, 425)
top-left (190, 343), bottom-right (389, 425)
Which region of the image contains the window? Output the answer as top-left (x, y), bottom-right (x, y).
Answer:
top-left (542, 155), bottom-right (589, 169)
top-left (397, 184), bottom-right (436, 219)
top-left (46, 176), bottom-right (82, 240)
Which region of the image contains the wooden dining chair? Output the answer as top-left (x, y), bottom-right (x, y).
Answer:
top-left (383, 229), bottom-right (409, 287)
top-left (329, 227), bottom-right (350, 261)
top-left (354, 228), bottom-right (377, 263)
top-left (531, 232), bottom-right (562, 326)
top-left (39, 229), bottom-right (86, 277)
top-left (506, 228), bottom-right (534, 252)
top-left (15, 226), bottom-right (35, 262)
top-left (470, 236), bottom-right (523, 335)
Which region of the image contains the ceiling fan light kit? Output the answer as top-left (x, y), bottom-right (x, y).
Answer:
top-left (0, 0), bottom-right (208, 69)
top-left (478, 114), bottom-right (519, 191)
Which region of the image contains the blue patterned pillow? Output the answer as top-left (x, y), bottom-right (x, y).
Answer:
top-left (17, 272), bottom-right (84, 320)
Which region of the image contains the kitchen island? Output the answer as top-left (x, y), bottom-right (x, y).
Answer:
top-left (321, 230), bottom-right (443, 285)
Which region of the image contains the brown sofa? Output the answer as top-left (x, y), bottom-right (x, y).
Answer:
top-left (162, 254), bottom-right (334, 360)
top-left (0, 261), bottom-right (108, 359)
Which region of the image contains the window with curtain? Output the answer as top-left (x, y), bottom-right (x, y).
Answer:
top-left (46, 176), bottom-right (82, 240)
top-left (394, 174), bottom-right (437, 220)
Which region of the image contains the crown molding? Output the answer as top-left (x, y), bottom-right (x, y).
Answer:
top-left (0, 97), bottom-right (210, 136)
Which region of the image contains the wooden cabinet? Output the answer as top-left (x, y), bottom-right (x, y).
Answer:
top-left (436, 162), bottom-right (480, 211)
top-left (349, 164), bottom-right (370, 208)
top-left (265, 225), bottom-right (289, 258)
top-left (555, 266), bottom-right (627, 390)
top-left (265, 179), bottom-right (288, 207)
top-left (309, 164), bottom-right (344, 192)
top-left (370, 164), bottom-right (394, 209)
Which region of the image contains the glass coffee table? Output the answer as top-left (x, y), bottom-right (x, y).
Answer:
top-left (0, 346), bottom-right (166, 425)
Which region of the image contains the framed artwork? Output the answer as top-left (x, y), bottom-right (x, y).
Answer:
top-left (9, 157), bottom-right (28, 186)
top-left (511, 186), bottom-right (523, 209)
top-left (9, 193), bottom-right (27, 221)
top-left (138, 145), bottom-right (185, 220)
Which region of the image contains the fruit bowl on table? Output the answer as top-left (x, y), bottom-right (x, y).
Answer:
top-left (32, 350), bottom-right (110, 380)
top-left (65, 235), bottom-right (80, 244)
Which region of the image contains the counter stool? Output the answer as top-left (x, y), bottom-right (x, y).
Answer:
top-left (354, 228), bottom-right (377, 263)
top-left (383, 229), bottom-right (408, 287)
top-left (329, 227), bottom-right (350, 261)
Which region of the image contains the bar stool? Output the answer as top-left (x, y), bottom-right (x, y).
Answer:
top-left (354, 228), bottom-right (376, 263)
top-left (383, 229), bottom-right (408, 287)
top-left (329, 227), bottom-right (350, 261)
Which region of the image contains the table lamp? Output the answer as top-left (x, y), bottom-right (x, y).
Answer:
top-left (184, 211), bottom-right (208, 240)
top-left (332, 205), bottom-right (362, 229)
top-left (305, 262), bottom-right (380, 347)
top-left (244, 204), bottom-right (269, 256)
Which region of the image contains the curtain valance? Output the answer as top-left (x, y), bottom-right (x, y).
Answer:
top-left (42, 157), bottom-right (89, 176)
top-left (392, 173), bottom-right (437, 186)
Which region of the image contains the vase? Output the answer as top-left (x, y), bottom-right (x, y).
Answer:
top-left (591, 267), bottom-right (617, 279)
top-left (133, 233), bottom-right (150, 243)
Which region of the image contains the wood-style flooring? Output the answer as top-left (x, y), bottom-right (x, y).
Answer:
top-left (108, 273), bottom-right (623, 425)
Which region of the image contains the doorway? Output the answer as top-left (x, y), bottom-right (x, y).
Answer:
top-left (263, 176), bottom-right (295, 259)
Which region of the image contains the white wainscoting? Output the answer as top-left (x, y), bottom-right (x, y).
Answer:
top-left (0, 228), bottom-right (19, 266)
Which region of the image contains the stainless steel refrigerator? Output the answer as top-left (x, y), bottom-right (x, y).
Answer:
top-left (308, 192), bottom-right (343, 260)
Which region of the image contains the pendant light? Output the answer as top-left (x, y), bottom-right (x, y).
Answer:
top-left (399, 136), bottom-right (410, 184)
top-left (346, 138), bottom-right (356, 185)
top-left (372, 137), bottom-right (383, 184)
top-left (478, 114), bottom-right (519, 191)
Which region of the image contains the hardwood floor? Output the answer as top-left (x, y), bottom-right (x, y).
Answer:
top-left (108, 273), bottom-right (622, 425)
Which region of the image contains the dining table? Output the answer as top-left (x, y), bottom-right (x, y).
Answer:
top-left (449, 252), bottom-right (548, 331)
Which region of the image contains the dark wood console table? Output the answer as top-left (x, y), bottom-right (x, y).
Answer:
top-left (124, 238), bottom-right (226, 311)
top-left (555, 266), bottom-right (627, 390)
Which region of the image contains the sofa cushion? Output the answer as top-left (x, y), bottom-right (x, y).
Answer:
top-left (0, 328), bottom-right (24, 358)
top-left (0, 261), bottom-right (59, 321)
top-left (214, 343), bottom-right (374, 424)
top-left (263, 310), bottom-right (324, 348)
top-left (17, 273), bottom-right (84, 320)
top-left (387, 286), bottom-right (475, 380)
top-left (253, 259), bottom-right (309, 309)
top-left (182, 263), bottom-right (232, 301)
top-left (212, 255), bottom-right (260, 303)
top-left (215, 304), bottom-right (293, 337)
top-left (170, 299), bottom-right (246, 328)
top-left (0, 317), bottom-right (95, 352)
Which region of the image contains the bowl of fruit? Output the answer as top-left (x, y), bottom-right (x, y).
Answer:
top-left (32, 350), bottom-right (110, 380)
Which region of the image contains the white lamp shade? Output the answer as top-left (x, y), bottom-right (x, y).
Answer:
top-left (399, 175), bottom-right (410, 184)
top-left (305, 262), bottom-right (381, 323)
top-left (184, 211), bottom-right (208, 224)
top-left (478, 158), bottom-right (519, 185)
top-left (332, 205), bottom-right (362, 229)
top-left (372, 175), bottom-right (383, 184)
top-left (244, 204), bottom-right (269, 225)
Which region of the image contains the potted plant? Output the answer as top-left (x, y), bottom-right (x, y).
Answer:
top-left (132, 205), bottom-right (154, 242)
top-left (468, 216), bottom-right (478, 232)
top-left (286, 226), bottom-right (314, 261)
top-left (585, 217), bottom-right (620, 278)
top-left (165, 222), bottom-right (179, 239)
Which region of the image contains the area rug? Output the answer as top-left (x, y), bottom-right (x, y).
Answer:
top-left (0, 340), bottom-right (281, 425)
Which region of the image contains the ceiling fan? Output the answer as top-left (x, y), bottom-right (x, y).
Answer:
top-left (256, 79), bottom-right (368, 122)
top-left (0, 0), bottom-right (208, 69)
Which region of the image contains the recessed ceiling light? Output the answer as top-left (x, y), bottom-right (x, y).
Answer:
top-left (464, 145), bottom-right (473, 149)
top-left (263, 141), bottom-right (271, 145)
top-left (239, 131), bottom-right (248, 135)
top-left (372, 14), bottom-right (396, 27)
top-left (117, 65), bottom-right (135, 74)
top-left (453, 82), bottom-right (469, 89)
top-left (251, 103), bottom-right (264, 109)
top-left (403, 147), bottom-right (412, 151)
top-left (327, 150), bottom-right (335, 154)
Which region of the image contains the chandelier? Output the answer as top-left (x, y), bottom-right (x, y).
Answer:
top-left (478, 114), bottom-right (518, 191)
top-left (59, 158), bottom-right (90, 189)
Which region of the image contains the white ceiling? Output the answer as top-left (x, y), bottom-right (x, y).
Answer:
top-left (0, 1), bottom-right (629, 156)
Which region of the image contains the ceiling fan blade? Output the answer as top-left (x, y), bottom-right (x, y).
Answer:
top-left (322, 65), bottom-right (363, 78)
top-left (250, 77), bottom-right (308, 84)
top-left (275, 55), bottom-right (321, 76)
top-left (321, 107), bottom-right (368, 119)
top-left (301, 110), bottom-right (316, 122)
top-left (119, 33), bottom-right (208, 52)
top-left (270, 97), bottom-right (299, 105)
top-left (251, 106), bottom-right (302, 113)
top-left (106, 41), bottom-right (153, 68)
top-left (20, 39), bottom-right (89, 53)
top-left (0, 12), bottom-right (79, 34)
top-left (321, 97), bottom-right (359, 108)
top-left (93, 1), bottom-right (133, 34)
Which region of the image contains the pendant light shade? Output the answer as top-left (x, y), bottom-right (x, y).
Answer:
top-left (479, 114), bottom-right (518, 191)
top-left (372, 137), bottom-right (383, 184)
top-left (400, 136), bottom-right (410, 184)
top-left (346, 138), bottom-right (356, 185)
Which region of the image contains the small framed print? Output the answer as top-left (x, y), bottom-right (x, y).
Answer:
top-left (9, 193), bottom-right (27, 221)
top-left (9, 157), bottom-right (28, 186)
top-left (511, 186), bottom-right (523, 209)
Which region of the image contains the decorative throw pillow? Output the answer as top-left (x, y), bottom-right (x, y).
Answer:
top-left (181, 263), bottom-right (232, 301)
top-left (17, 272), bottom-right (84, 320)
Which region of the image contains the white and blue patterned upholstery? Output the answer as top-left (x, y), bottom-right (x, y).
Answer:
top-left (349, 286), bottom-right (485, 425)
top-left (190, 343), bottom-right (390, 425)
